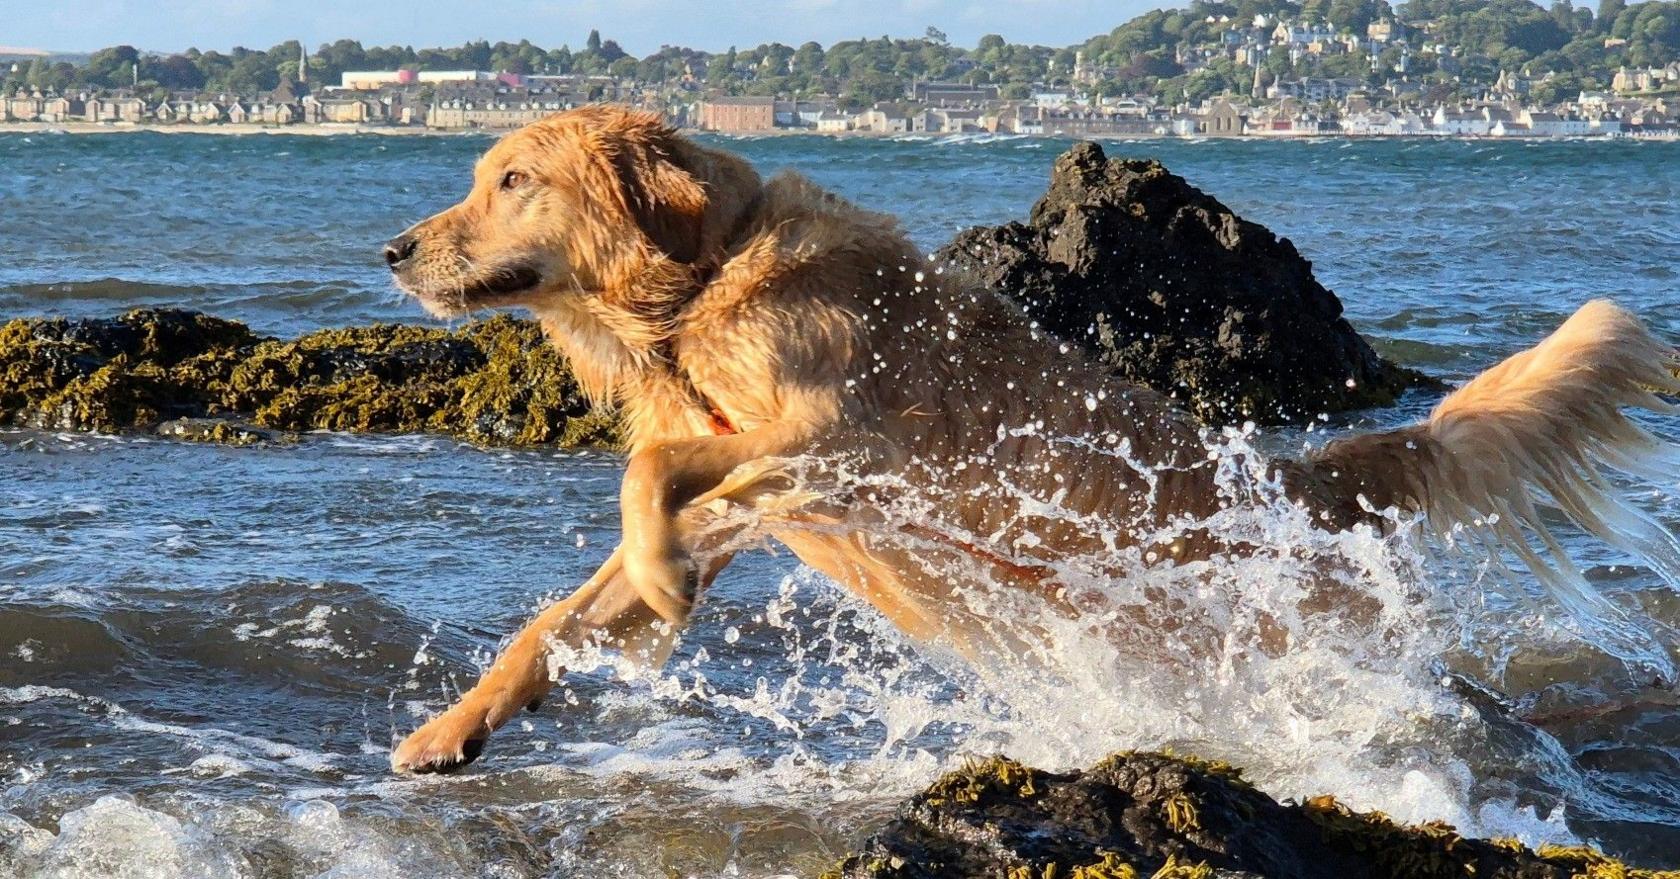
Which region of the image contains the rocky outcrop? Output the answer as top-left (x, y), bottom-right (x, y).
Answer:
top-left (824, 752), bottom-right (1677, 879)
top-left (0, 308), bottom-right (616, 447)
top-left (1, 150), bottom-right (1436, 446)
top-left (936, 143), bottom-right (1432, 425)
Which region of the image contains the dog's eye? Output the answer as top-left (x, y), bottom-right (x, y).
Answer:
top-left (501, 170), bottom-right (528, 190)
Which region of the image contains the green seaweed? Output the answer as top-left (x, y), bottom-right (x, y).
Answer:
top-left (922, 755), bottom-right (1043, 807)
top-left (826, 751), bottom-right (1679, 879)
top-left (1534, 844), bottom-right (1680, 879)
top-left (0, 309), bottom-right (620, 448)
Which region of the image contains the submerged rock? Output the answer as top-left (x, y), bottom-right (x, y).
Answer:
top-left (153, 417), bottom-right (279, 446)
top-left (0, 308), bottom-right (617, 447)
top-left (936, 143), bottom-right (1433, 425)
top-left (825, 752), bottom-right (1677, 879)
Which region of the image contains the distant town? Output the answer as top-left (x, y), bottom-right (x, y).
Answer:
top-left (4, 0), bottom-right (1679, 139)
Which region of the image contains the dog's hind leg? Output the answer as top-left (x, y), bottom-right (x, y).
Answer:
top-left (390, 519), bottom-right (742, 774)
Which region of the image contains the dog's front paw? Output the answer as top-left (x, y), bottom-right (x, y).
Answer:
top-left (623, 542), bottom-right (699, 626)
top-left (391, 698), bottom-right (497, 774)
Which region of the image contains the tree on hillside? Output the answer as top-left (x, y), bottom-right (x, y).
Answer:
top-left (1326, 0), bottom-right (1388, 33)
top-left (223, 50), bottom-right (279, 92)
top-left (1551, 0), bottom-right (1579, 33)
top-left (84, 45), bottom-right (141, 88)
top-left (793, 41), bottom-right (825, 74)
top-left (145, 54), bottom-right (205, 90)
top-left (1597, 0), bottom-right (1627, 32)
top-left (1612, 1), bottom-right (1680, 66)
top-left (22, 58), bottom-right (47, 88)
top-left (546, 45), bottom-right (574, 73)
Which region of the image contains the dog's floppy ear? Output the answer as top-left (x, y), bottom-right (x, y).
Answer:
top-left (610, 133), bottom-right (710, 264)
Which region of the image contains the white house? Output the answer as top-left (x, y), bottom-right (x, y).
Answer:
top-left (1432, 106), bottom-right (1490, 136)
top-left (815, 110), bottom-right (850, 132)
top-left (1342, 109), bottom-right (1429, 136)
top-left (1522, 110), bottom-right (1589, 137)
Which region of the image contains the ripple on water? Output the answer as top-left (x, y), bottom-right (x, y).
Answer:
top-left (2, 135), bottom-right (1680, 875)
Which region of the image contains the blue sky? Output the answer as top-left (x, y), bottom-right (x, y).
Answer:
top-left (17, 0), bottom-right (1163, 54)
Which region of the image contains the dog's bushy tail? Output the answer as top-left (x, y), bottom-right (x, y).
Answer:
top-left (1297, 300), bottom-right (1680, 666)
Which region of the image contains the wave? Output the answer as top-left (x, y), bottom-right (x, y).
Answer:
top-left (0, 277), bottom-right (406, 335)
top-left (0, 277), bottom-right (386, 310)
top-left (0, 579), bottom-right (449, 702)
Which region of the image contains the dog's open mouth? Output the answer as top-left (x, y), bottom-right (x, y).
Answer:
top-left (460, 265), bottom-right (543, 301)
top-left (401, 264), bottom-right (544, 315)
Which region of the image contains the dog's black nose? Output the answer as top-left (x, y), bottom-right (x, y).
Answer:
top-left (384, 235), bottom-right (418, 270)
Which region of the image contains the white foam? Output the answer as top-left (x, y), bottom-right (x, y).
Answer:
top-left (1, 795), bottom-right (245, 879)
top-left (495, 430), bottom-right (1660, 848)
top-left (0, 793), bottom-right (490, 879)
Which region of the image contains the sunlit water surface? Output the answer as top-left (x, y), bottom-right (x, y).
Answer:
top-left (2, 132), bottom-right (1679, 877)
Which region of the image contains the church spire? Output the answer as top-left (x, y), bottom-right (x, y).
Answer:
top-left (298, 42), bottom-right (308, 85)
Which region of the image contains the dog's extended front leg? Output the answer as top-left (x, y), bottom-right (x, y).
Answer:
top-left (618, 422), bottom-right (812, 625)
top-left (391, 527), bottom-right (739, 774)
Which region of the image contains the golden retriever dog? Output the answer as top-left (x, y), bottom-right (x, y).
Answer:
top-left (383, 105), bottom-right (1680, 773)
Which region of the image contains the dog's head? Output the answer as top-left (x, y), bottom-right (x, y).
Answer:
top-left (385, 105), bottom-right (762, 319)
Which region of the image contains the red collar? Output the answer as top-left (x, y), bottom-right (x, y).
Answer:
top-left (705, 397), bottom-right (739, 435)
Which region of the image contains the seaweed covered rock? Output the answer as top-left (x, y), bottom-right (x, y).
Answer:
top-left (0, 308), bottom-right (617, 447)
top-left (934, 143), bottom-right (1431, 425)
top-left (825, 752), bottom-right (1679, 879)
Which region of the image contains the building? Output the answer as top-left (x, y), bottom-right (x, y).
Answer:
top-left (1526, 110), bottom-right (1589, 137)
top-left (695, 96), bottom-right (775, 131)
top-left (1432, 105), bottom-right (1491, 136)
top-left (4, 90), bottom-right (43, 121)
top-left (1198, 99), bottom-right (1246, 135)
top-left (1612, 64), bottom-right (1680, 94)
top-left (426, 87), bottom-right (573, 129)
top-left (341, 70), bottom-right (417, 90)
top-left (185, 96), bottom-right (223, 124)
top-left (1341, 109), bottom-right (1429, 136)
top-left (85, 93), bottom-right (147, 122)
top-left (37, 93), bottom-right (85, 122)
top-left (909, 81), bottom-right (1000, 106)
top-left (1041, 110), bottom-right (1162, 136)
top-left (306, 93), bottom-right (381, 123)
top-left (855, 103), bottom-right (914, 133)
top-left (1269, 77), bottom-right (1362, 103)
top-left (814, 110), bottom-right (850, 132)
top-left (417, 70), bottom-right (497, 84)
top-left (772, 99), bottom-right (831, 128)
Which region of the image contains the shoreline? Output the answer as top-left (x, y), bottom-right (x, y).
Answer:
top-left (2, 120), bottom-right (1675, 142)
top-left (0, 121), bottom-right (461, 137)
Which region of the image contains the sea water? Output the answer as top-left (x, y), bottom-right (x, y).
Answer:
top-left (2, 132), bottom-right (1679, 876)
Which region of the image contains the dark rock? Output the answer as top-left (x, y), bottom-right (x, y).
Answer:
top-left (824, 752), bottom-right (1675, 879)
top-left (1, 149), bottom-right (1441, 445)
top-left (0, 310), bottom-right (615, 447)
top-left (934, 143), bottom-right (1434, 425)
